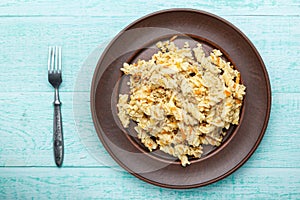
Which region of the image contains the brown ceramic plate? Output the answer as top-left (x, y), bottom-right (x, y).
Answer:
top-left (90, 9), bottom-right (271, 189)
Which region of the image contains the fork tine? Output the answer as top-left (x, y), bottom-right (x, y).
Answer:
top-left (51, 46), bottom-right (55, 73)
top-left (55, 46), bottom-right (59, 72)
top-left (58, 46), bottom-right (62, 72)
top-left (48, 46), bottom-right (52, 72)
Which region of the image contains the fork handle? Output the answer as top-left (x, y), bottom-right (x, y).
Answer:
top-left (53, 101), bottom-right (64, 167)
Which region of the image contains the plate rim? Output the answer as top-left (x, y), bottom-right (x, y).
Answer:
top-left (90, 8), bottom-right (272, 189)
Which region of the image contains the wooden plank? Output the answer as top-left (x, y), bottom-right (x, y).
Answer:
top-left (0, 167), bottom-right (299, 199)
top-left (0, 16), bottom-right (299, 93)
top-left (0, 1), bottom-right (298, 199)
top-left (0, 16), bottom-right (127, 93)
top-left (0, 0), bottom-right (299, 16)
top-left (0, 91), bottom-right (101, 167)
top-left (0, 92), bottom-right (299, 168)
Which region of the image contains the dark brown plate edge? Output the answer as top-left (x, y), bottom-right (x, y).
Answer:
top-left (90, 8), bottom-right (272, 189)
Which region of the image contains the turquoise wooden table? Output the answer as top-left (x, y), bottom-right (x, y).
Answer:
top-left (1, 0), bottom-right (299, 199)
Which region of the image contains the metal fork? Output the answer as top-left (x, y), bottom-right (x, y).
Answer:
top-left (48, 46), bottom-right (64, 167)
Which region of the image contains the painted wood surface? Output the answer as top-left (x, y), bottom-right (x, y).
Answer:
top-left (0, 0), bottom-right (299, 199)
top-left (1, 168), bottom-right (299, 199)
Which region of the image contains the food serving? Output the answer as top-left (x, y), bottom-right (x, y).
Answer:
top-left (117, 38), bottom-right (246, 166)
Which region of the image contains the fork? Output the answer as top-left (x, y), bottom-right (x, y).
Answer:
top-left (48, 46), bottom-right (64, 167)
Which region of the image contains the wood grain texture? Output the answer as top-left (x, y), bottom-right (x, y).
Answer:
top-left (0, 167), bottom-right (299, 199)
top-left (0, 0), bottom-right (299, 16)
top-left (0, 0), bottom-right (299, 198)
top-left (0, 16), bottom-right (299, 93)
top-left (0, 92), bottom-right (101, 167)
top-left (0, 92), bottom-right (299, 168)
